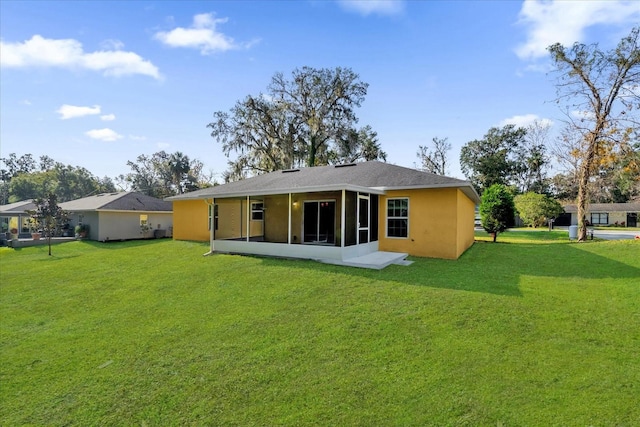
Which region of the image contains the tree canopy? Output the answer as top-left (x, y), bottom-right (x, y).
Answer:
top-left (514, 192), bottom-right (563, 228)
top-left (117, 151), bottom-right (212, 198)
top-left (1, 154), bottom-right (115, 204)
top-left (208, 66), bottom-right (382, 179)
top-left (459, 125), bottom-right (527, 194)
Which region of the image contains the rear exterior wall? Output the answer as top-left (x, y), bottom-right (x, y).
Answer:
top-left (172, 199), bottom-right (209, 241)
top-left (378, 188), bottom-right (474, 259)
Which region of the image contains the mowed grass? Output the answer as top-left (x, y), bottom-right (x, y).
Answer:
top-left (1, 234), bottom-right (639, 426)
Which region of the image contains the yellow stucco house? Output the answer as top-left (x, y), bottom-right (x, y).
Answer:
top-left (167, 161), bottom-right (480, 265)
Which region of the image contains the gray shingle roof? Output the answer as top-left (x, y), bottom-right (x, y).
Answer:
top-left (0, 199), bottom-right (36, 213)
top-left (60, 192), bottom-right (172, 212)
top-left (563, 202), bottom-right (640, 213)
top-left (167, 161), bottom-right (481, 204)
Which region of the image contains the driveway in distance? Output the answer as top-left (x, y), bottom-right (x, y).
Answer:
top-left (592, 229), bottom-right (640, 240)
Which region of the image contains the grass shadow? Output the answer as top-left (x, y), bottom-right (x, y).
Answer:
top-left (78, 238), bottom-right (172, 250)
top-left (253, 240), bottom-right (640, 297)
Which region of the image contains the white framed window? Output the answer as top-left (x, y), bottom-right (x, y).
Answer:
top-left (139, 214), bottom-right (148, 226)
top-left (251, 202), bottom-right (264, 221)
top-left (208, 205), bottom-right (218, 231)
top-left (386, 198), bottom-right (408, 238)
top-left (590, 213), bottom-right (608, 225)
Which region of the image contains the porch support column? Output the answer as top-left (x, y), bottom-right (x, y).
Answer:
top-left (288, 193), bottom-right (292, 244)
top-left (246, 195), bottom-right (250, 242)
top-left (203, 198), bottom-right (215, 255)
top-left (341, 189), bottom-right (346, 248)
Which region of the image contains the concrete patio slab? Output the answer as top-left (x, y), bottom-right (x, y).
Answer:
top-left (318, 251), bottom-right (410, 270)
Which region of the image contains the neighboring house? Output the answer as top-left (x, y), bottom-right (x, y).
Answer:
top-left (167, 161), bottom-right (481, 261)
top-left (59, 192), bottom-right (173, 241)
top-left (563, 202), bottom-right (640, 227)
top-left (0, 199), bottom-right (36, 239)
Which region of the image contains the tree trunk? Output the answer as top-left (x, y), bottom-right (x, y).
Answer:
top-left (492, 232), bottom-right (497, 242)
top-left (308, 136), bottom-right (316, 167)
top-left (576, 131), bottom-right (599, 242)
top-left (576, 168), bottom-right (589, 242)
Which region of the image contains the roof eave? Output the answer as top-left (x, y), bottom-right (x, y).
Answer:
top-left (168, 184), bottom-right (386, 200)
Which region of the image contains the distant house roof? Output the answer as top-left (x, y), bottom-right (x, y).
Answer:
top-left (563, 202), bottom-right (640, 213)
top-left (60, 192), bottom-right (172, 212)
top-left (0, 199), bottom-right (36, 213)
top-left (167, 161), bottom-right (481, 204)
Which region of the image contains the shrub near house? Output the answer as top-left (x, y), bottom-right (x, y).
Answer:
top-left (514, 192), bottom-right (563, 228)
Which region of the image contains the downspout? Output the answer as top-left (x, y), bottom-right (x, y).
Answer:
top-left (203, 198), bottom-right (214, 256)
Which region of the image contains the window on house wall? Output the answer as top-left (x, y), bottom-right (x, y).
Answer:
top-left (140, 214), bottom-right (148, 226)
top-left (387, 198), bottom-right (409, 238)
top-left (21, 216), bottom-right (30, 233)
top-left (208, 204), bottom-right (218, 231)
top-left (590, 213), bottom-right (608, 225)
top-left (251, 202), bottom-right (264, 221)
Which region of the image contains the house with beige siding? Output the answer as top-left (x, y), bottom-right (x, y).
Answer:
top-left (563, 202), bottom-right (640, 227)
top-left (60, 192), bottom-right (173, 241)
top-left (167, 161), bottom-right (480, 265)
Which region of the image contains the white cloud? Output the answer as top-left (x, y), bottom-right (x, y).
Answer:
top-left (154, 13), bottom-right (249, 54)
top-left (337, 0), bottom-right (404, 16)
top-left (499, 114), bottom-right (553, 128)
top-left (0, 35), bottom-right (161, 79)
top-left (129, 134), bottom-right (147, 141)
top-left (57, 104), bottom-right (101, 119)
top-left (515, 0), bottom-right (640, 60)
top-left (21, 99), bottom-right (32, 106)
top-left (85, 128), bottom-right (123, 141)
top-left (100, 114), bottom-right (116, 121)
top-left (157, 142), bottom-right (170, 149)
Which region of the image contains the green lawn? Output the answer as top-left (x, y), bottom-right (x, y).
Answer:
top-left (1, 235), bottom-right (639, 426)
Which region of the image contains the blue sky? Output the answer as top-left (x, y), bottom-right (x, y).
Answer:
top-left (1, 0), bottom-right (639, 184)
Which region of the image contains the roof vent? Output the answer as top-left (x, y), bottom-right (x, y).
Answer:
top-left (335, 163), bottom-right (357, 168)
top-left (282, 168), bottom-right (300, 173)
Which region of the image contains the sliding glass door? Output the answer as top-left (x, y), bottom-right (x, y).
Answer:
top-left (303, 200), bottom-right (335, 244)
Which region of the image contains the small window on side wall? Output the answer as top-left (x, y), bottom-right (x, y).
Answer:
top-left (140, 214), bottom-right (148, 226)
top-left (208, 205), bottom-right (218, 231)
top-left (387, 198), bottom-right (408, 238)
